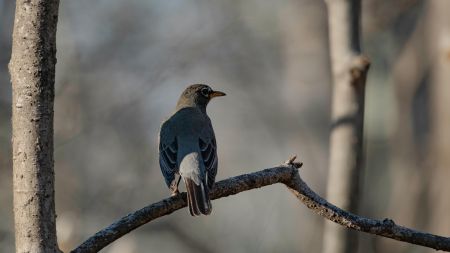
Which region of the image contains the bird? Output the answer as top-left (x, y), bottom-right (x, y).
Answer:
top-left (159, 84), bottom-right (226, 216)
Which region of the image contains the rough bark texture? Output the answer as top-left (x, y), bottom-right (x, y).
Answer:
top-left (9, 0), bottom-right (60, 252)
top-left (71, 160), bottom-right (450, 253)
top-left (323, 0), bottom-right (370, 252)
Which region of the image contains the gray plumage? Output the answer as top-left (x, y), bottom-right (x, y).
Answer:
top-left (159, 84), bottom-right (225, 216)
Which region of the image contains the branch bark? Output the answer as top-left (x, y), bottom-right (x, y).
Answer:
top-left (9, 0), bottom-right (60, 252)
top-left (324, 0), bottom-right (370, 252)
top-left (71, 160), bottom-right (450, 253)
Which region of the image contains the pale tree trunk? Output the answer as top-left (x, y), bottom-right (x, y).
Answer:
top-left (323, 1), bottom-right (369, 253)
top-left (426, 0), bottom-right (450, 241)
top-left (383, 14), bottom-right (428, 253)
top-left (9, 0), bottom-right (60, 252)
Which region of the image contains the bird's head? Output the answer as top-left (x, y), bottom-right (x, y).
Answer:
top-left (177, 84), bottom-right (226, 110)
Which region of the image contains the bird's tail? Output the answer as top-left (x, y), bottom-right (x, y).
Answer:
top-left (184, 178), bottom-right (212, 216)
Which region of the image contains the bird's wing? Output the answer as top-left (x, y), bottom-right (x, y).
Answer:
top-left (199, 123), bottom-right (218, 190)
top-left (159, 120), bottom-right (178, 187)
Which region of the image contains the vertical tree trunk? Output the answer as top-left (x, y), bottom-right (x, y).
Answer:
top-left (9, 0), bottom-right (60, 252)
top-left (323, 0), bottom-right (369, 253)
top-left (426, 0), bottom-right (450, 239)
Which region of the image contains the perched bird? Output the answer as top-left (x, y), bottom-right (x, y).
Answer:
top-left (159, 84), bottom-right (226, 216)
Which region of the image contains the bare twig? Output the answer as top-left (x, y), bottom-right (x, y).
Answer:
top-left (71, 159), bottom-right (450, 253)
top-left (285, 173), bottom-right (450, 251)
top-left (71, 164), bottom-right (300, 253)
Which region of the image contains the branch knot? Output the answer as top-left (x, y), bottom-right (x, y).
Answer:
top-left (284, 155), bottom-right (303, 169)
top-left (382, 218), bottom-right (396, 228)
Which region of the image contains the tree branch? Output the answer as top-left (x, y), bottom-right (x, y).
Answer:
top-left (285, 173), bottom-right (450, 251)
top-left (71, 159), bottom-right (450, 253)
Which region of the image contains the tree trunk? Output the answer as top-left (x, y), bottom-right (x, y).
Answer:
top-left (9, 0), bottom-right (60, 252)
top-left (322, 0), bottom-right (369, 253)
top-left (426, 0), bottom-right (450, 240)
top-left (384, 14), bottom-right (428, 253)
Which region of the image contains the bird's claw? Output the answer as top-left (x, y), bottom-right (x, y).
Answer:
top-left (171, 189), bottom-right (180, 196)
top-left (170, 183), bottom-right (180, 196)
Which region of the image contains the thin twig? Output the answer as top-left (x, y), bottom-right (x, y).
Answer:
top-left (71, 159), bottom-right (450, 253)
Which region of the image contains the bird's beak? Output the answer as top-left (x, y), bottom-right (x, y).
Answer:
top-left (209, 90), bottom-right (226, 98)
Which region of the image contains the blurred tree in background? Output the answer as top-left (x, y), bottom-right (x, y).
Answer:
top-left (1, 0), bottom-right (449, 252)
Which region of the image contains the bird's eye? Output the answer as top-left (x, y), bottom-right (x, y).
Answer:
top-left (200, 88), bottom-right (210, 97)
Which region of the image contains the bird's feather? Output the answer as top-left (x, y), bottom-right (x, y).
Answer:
top-left (159, 106), bottom-right (218, 216)
top-left (199, 137), bottom-right (218, 190)
top-left (159, 138), bottom-right (177, 187)
top-left (184, 177), bottom-right (211, 216)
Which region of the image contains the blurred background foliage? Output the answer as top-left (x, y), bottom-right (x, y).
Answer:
top-left (1, 0), bottom-right (449, 252)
